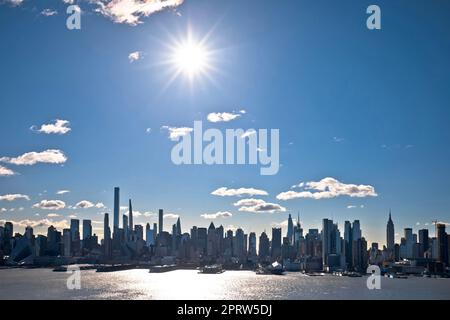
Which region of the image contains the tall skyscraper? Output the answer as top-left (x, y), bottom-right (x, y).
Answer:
top-left (63, 228), bottom-right (71, 257)
top-left (103, 213), bottom-right (111, 257)
top-left (128, 199), bottom-right (133, 233)
top-left (123, 214), bottom-right (129, 241)
top-left (70, 219), bottom-right (80, 242)
top-left (322, 218), bottom-right (333, 266)
top-left (259, 231), bottom-right (270, 259)
top-left (176, 217), bottom-right (182, 236)
top-left (82, 220), bottom-right (92, 240)
top-left (287, 214), bottom-right (294, 244)
top-left (248, 232), bottom-right (257, 257)
top-left (158, 209), bottom-right (164, 235)
top-left (352, 220), bottom-right (361, 241)
top-left (386, 211), bottom-right (395, 250)
top-left (271, 228), bottom-right (282, 259)
top-left (437, 223), bottom-right (448, 264)
top-left (419, 228), bottom-right (429, 254)
top-left (404, 228), bottom-right (414, 258)
top-left (113, 187), bottom-right (120, 230)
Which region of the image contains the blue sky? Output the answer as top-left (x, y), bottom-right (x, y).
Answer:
top-left (1, 0), bottom-right (450, 245)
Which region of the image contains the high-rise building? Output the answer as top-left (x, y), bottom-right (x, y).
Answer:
top-left (135, 224), bottom-right (144, 241)
top-left (322, 218), bottom-right (333, 266)
top-left (70, 219), bottom-right (80, 243)
top-left (128, 199), bottom-right (133, 233)
top-left (113, 187), bottom-right (120, 231)
top-left (82, 220), bottom-right (92, 240)
top-left (386, 211), bottom-right (395, 250)
top-left (419, 229), bottom-right (429, 257)
top-left (352, 220), bottom-right (361, 241)
top-left (271, 228), bottom-right (282, 260)
top-left (123, 215), bottom-right (129, 241)
top-left (259, 231), bottom-right (270, 260)
top-left (287, 214), bottom-right (294, 244)
top-left (146, 223), bottom-right (155, 246)
top-left (404, 228), bottom-right (414, 258)
top-left (158, 209), bottom-right (164, 235)
top-left (63, 228), bottom-right (71, 257)
top-left (437, 223), bottom-right (448, 264)
top-left (176, 217), bottom-right (182, 236)
top-left (103, 213), bottom-right (111, 257)
top-left (248, 232), bottom-right (257, 257)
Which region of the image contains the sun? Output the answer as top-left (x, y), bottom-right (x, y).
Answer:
top-left (172, 41), bottom-right (208, 77)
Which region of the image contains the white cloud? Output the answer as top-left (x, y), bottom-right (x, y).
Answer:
top-left (75, 200), bottom-right (103, 209)
top-left (62, 0), bottom-right (74, 4)
top-left (95, 202), bottom-right (106, 209)
top-left (272, 219), bottom-right (299, 228)
top-left (207, 110), bottom-right (245, 123)
top-left (128, 51), bottom-right (141, 62)
top-left (146, 128), bottom-right (152, 134)
top-left (0, 165), bottom-right (15, 176)
top-left (47, 213), bottom-right (60, 218)
top-left (234, 198), bottom-right (286, 213)
top-left (5, 0), bottom-right (23, 6)
top-left (124, 210), bottom-right (154, 218)
top-left (68, 214), bottom-right (77, 219)
top-left (211, 187), bottom-right (268, 197)
top-left (277, 177), bottom-right (377, 201)
top-left (0, 208), bottom-right (7, 212)
top-left (333, 137), bottom-right (344, 143)
top-left (0, 194), bottom-right (30, 201)
top-left (0, 149), bottom-right (67, 166)
top-left (56, 190), bottom-right (70, 195)
top-left (94, 0), bottom-right (184, 26)
top-left (31, 120), bottom-right (71, 135)
top-left (200, 211), bottom-right (233, 219)
top-left (161, 126), bottom-right (193, 141)
top-left (41, 9), bottom-right (58, 16)
top-left (163, 213), bottom-right (179, 219)
top-left (33, 200), bottom-right (66, 210)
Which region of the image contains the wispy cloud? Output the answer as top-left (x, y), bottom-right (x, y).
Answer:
top-left (347, 205), bottom-right (365, 209)
top-left (41, 8), bottom-right (58, 16)
top-left (161, 126), bottom-right (193, 141)
top-left (200, 211), bottom-right (233, 219)
top-left (277, 177), bottom-right (377, 201)
top-left (32, 200), bottom-right (66, 210)
top-left (56, 190), bottom-right (70, 195)
top-left (94, 0), bottom-right (184, 26)
top-left (211, 187), bottom-right (268, 197)
top-left (47, 213), bottom-right (60, 218)
top-left (0, 194), bottom-right (30, 202)
top-left (30, 120), bottom-right (71, 135)
top-left (0, 149), bottom-right (67, 166)
top-left (163, 213), bottom-right (179, 219)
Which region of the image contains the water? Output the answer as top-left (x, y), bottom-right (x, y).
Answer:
top-left (0, 269), bottom-right (449, 300)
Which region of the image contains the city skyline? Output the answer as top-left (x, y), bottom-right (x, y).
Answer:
top-left (1, 0), bottom-right (450, 249)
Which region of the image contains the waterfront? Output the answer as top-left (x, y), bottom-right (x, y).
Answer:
top-left (0, 269), bottom-right (449, 300)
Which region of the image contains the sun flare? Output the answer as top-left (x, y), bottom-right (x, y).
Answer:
top-left (173, 41), bottom-right (208, 77)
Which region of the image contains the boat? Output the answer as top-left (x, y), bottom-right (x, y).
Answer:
top-left (268, 262), bottom-right (285, 275)
top-left (199, 264), bottom-right (225, 274)
top-left (149, 264), bottom-right (177, 273)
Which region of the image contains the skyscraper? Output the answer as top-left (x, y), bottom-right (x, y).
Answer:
top-left (271, 228), bottom-right (282, 259)
top-left (259, 231), bottom-right (270, 260)
top-left (437, 223), bottom-right (448, 264)
top-left (63, 228), bottom-right (71, 257)
top-left (103, 213), bottom-right (111, 257)
top-left (82, 220), bottom-right (92, 240)
top-left (248, 232), bottom-right (257, 257)
top-left (386, 211), bottom-right (395, 250)
top-left (404, 228), bottom-right (414, 258)
top-left (287, 213), bottom-right (294, 244)
top-left (128, 199), bottom-right (133, 233)
top-left (158, 209), bottom-right (164, 235)
top-left (70, 219), bottom-right (80, 242)
top-left (419, 228), bottom-right (429, 254)
top-left (322, 218), bottom-right (333, 266)
top-left (123, 215), bottom-right (129, 241)
top-left (176, 217), bottom-right (182, 236)
top-left (113, 187), bottom-right (120, 230)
